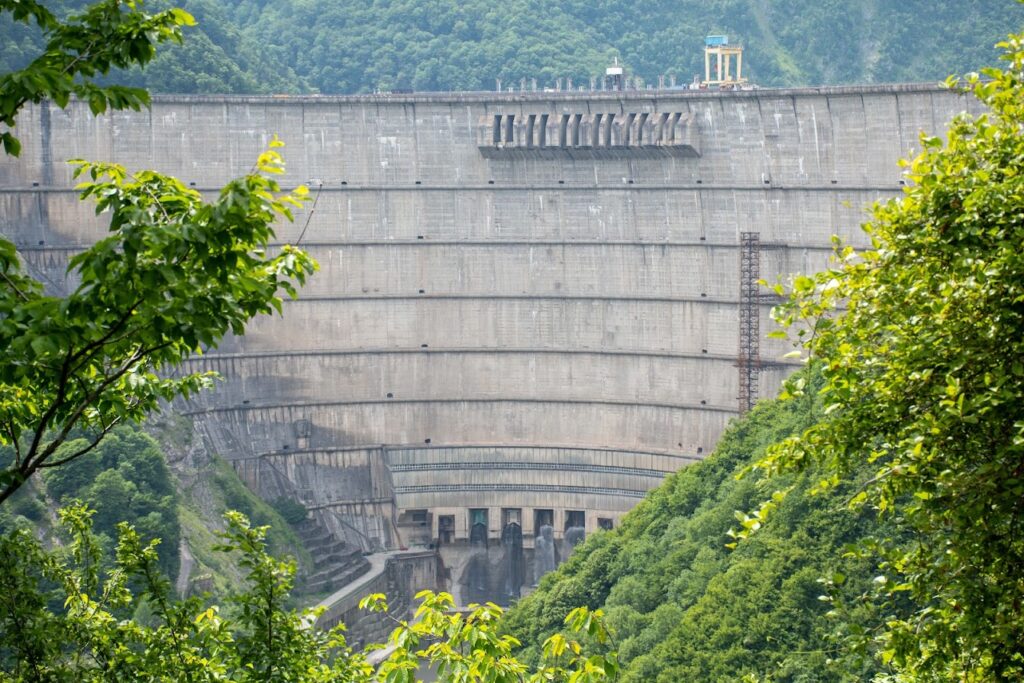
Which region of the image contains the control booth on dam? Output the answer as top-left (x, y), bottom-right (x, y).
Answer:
top-left (0, 84), bottom-right (978, 604)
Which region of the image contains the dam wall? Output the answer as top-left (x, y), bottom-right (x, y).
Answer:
top-left (0, 84), bottom-right (979, 601)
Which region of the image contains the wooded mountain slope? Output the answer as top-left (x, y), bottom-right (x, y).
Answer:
top-left (501, 369), bottom-right (898, 682)
top-left (1, 0), bottom-right (1021, 93)
top-left (0, 418), bottom-right (310, 602)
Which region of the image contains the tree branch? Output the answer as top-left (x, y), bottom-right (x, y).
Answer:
top-left (67, 296), bottom-right (146, 374)
top-left (36, 415), bottom-right (123, 469)
top-left (1, 420), bottom-right (20, 466)
top-left (0, 270), bottom-right (28, 301)
top-left (0, 341), bottom-right (161, 504)
top-left (22, 346), bottom-right (76, 478)
top-left (293, 182), bottom-right (322, 246)
top-left (128, 172), bottom-right (173, 223)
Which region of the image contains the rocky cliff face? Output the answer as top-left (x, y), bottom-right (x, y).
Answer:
top-left (147, 414), bottom-right (319, 599)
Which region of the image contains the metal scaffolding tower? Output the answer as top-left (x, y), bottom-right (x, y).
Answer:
top-left (738, 232), bottom-right (761, 414)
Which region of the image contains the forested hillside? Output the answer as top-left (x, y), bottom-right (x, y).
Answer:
top-left (0, 419), bottom-right (310, 602)
top-left (501, 368), bottom-right (897, 681)
top-left (1, 0), bottom-right (1020, 94)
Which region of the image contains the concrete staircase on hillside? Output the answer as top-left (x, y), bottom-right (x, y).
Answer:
top-left (295, 516), bottom-right (371, 595)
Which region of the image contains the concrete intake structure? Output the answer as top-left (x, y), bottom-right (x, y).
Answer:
top-left (0, 85), bottom-right (979, 603)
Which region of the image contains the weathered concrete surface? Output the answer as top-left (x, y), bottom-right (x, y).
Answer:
top-left (0, 86), bottom-right (980, 573)
top-left (315, 548), bottom-right (439, 648)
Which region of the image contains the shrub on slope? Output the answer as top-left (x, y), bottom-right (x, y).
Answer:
top-left (503, 368), bottom-right (892, 682)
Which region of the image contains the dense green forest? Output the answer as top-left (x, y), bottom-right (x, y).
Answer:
top-left (1, 421), bottom-right (309, 601)
top-left (1, 428), bottom-right (181, 579)
top-left (0, 0), bottom-right (1020, 94)
top-left (502, 368), bottom-right (892, 681)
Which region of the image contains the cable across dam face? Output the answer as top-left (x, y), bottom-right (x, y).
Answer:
top-left (0, 85), bottom-right (980, 602)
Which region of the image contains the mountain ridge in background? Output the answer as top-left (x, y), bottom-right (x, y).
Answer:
top-left (1, 0), bottom-right (1020, 94)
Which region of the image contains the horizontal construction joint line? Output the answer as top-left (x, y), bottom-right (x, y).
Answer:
top-left (0, 184), bottom-right (908, 193)
top-left (305, 497), bottom-right (395, 511)
top-left (235, 442), bottom-right (701, 462)
top-left (267, 293), bottom-right (783, 305)
top-left (14, 240), bottom-right (847, 251)
top-left (139, 82), bottom-right (952, 105)
top-left (181, 397), bottom-right (740, 416)
top-left (388, 461), bottom-right (670, 477)
top-left (177, 347), bottom-right (802, 366)
top-left (393, 483), bottom-right (649, 498)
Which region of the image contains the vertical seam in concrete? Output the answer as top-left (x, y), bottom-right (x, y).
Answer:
top-left (697, 187), bottom-right (707, 242)
top-left (894, 92), bottom-right (905, 162)
top-left (756, 96), bottom-right (770, 183)
top-left (860, 93), bottom-right (868, 184)
top-left (38, 101), bottom-right (52, 231)
top-left (301, 103), bottom-right (309, 181)
top-left (40, 100), bottom-right (52, 186)
top-left (410, 102), bottom-right (420, 180)
top-left (824, 94), bottom-right (838, 183)
top-left (929, 91), bottom-right (940, 144)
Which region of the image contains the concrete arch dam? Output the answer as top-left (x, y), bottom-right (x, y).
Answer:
top-left (0, 84), bottom-right (978, 603)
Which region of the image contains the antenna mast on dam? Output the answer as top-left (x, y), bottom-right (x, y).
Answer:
top-left (0, 79), bottom-right (980, 607)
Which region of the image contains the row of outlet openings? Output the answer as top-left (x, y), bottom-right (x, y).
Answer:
top-left (493, 112), bottom-right (685, 148)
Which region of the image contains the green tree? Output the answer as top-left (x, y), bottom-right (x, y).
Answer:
top-left (0, 0), bottom-right (195, 156)
top-left (0, 3), bottom-right (318, 507)
top-left (0, 505), bottom-right (619, 682)
top-left (0, 147), bottom-right (316, 505)
top-left (760, 32), bottom-right (1024, 681)
top-left (37, 425), bottom-right (182, 579)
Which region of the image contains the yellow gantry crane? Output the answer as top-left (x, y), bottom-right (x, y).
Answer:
top-left (703, 35), bottom-right (747, 88)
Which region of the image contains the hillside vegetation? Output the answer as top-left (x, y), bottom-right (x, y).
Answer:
top-left (0, 419), bottom-right (309, 603)
top-left (502, 367), bottom-right (894, 681)
top-left (1, 0), bottom-right (1020, 94)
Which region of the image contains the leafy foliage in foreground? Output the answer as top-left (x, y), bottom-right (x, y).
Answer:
top-left (0, 506), bottom-right (618, 682)
top-left (503, 367), bottom-right (895, 682)
top-left (0, 141), bottom-right (316, 504)
top-left (0, 0), bottom-right (317, 505)
top-left (759, 32), bottom-right (1024, 681)
top-left (0, 0), bottom-right (194, 155)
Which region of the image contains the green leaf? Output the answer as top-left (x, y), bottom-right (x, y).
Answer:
top-left (1, 132), bottom-right (21, 157)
